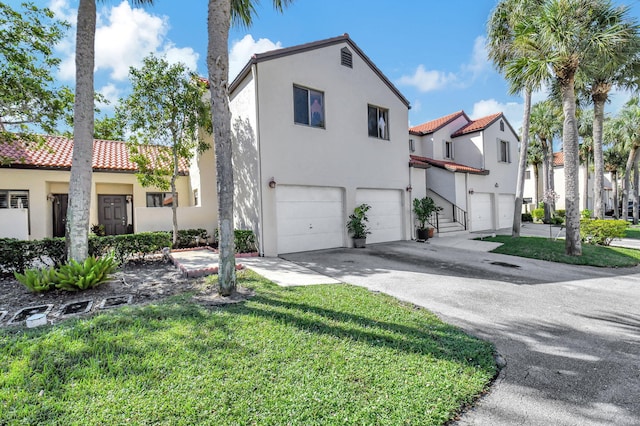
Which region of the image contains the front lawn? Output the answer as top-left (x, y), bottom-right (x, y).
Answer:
top-left (0, 270), bottom-right (496, 425)
top-left (624, 225), bottom-right (640, 239)
top-left (484, 235), bottom-right (640, 267)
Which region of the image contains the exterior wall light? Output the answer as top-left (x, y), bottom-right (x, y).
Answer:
top-left (406, 185), bottom-right (412, 192)
top-left (46, 193), bottom-right (55, 202)
top-left (268, 178), bottom-right (276, 189)
top-left (468, 189), bottom-right (474, 195)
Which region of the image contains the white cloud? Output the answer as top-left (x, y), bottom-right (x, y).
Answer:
top-left (463, 36), bottom-right (489, 77)
top-left (471, 98), bottom-right (524, 132)
top-left (49, 0), bottom-right (76, 25)
top-left (229, 35), bottom-right (282, 80)
top-left (97, 83), bottom-right (121, 110)
top-left (56, 1), bottom-right (199, 81)
top-left (397, 65), bottom-right (457, 93)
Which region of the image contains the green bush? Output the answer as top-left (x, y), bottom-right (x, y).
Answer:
top-left (532, 208), bottom-right (545, 222)
top-left (174, 228), bottom-right (209, 248)
top-left (556, 209), bottom-right (566, 219)
top-left (521, 213), bottom-right (533, 222)
top-left (235, 229), bottom-right (257, 253)
top-left (550, 215), bottom-right (564, 225)
top-left (55, 253), bottom-right (117, 291)
top-left (580, 219), bottom-right (627, 246)
top-left (14, 267), bottom-right (59, 293)
top-left (581, 209), bottom-right (592, 219)
top-left (0, 238), bottom-right (66, 275)
top-left (89, 232), bottom-right (172, 263)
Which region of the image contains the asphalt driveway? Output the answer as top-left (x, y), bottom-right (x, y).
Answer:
top-left (282, 241), bottom-right (640, 426)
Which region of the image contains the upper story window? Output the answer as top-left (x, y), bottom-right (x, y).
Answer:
top-left (146, 192), bottom-right (178, 208)
top-left (0, 190), bottom-right (29, 209)
top-left (500, 120), bottom-right (505, 132)
top-left (294, 85), bottom-right (325, 128)
top-left (341, 47), bottom-right (353, 68)
top-left (409, 139), bottom-right (415, 152)
top-left (444, 140), bottom-right (454, 160)
top-left (525, 170), bottom-right (531, 179)
top-left (499, 140), bottom-right (510, 163)
top-left (368, 105), bottom-right (389, 140)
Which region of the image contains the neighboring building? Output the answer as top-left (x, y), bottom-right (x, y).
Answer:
top-left (229, 34), bottom-right (412, 256)
top-left (0, 136), bottom-right (216, 240)
top-left (523, 152), bottom-right (614, 213)
top-left (408, 110), bottom-right (520, 232)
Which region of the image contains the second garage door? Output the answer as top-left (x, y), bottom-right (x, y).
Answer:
top-left (276, 185), bottom-right (344, 254)
top-left (470, 193), bottom-right (493, 231)
top-left (355, 189), bottom-right (404, 244)
top-left (498, 194), bottom-right (514, 229)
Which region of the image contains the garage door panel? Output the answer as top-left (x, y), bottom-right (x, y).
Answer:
top-left (470, 193), bottom-right (493, 232)
top-left (356, 189), bottom-right (403, 244)
top-left (498, 194), bottom-right (514, 229)
top-left (276, 186), bottom-right (344, 254)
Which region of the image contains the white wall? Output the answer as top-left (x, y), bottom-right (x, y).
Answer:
top-left (0, 209), bottom-right (28, 239)
top-left (134, 206), bottom-right (215, 238)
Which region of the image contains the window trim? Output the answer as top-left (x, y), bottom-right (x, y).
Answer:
top-left (498, 139), bottom-right (510, 163)
top-left (293, 84), bottom-right (325, 129)
top-left (146, 192), bottom-right (178, 208)
top-left (368, 104), bottom-right (389, 140)
top-left (444, 140), bottom-right (454, 160)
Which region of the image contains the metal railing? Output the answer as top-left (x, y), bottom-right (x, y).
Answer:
top-left (453, 204), bottom-right (467, 230)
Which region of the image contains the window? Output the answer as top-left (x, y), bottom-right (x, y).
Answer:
top-left (368, 105), bottom-right (389, 140)
top-left (341, 47), bottom-right (353, 68)
top-left (409, 139), bottom-right (415, 152)
top-left (193, 189), bottom-right (199, 206)
top-left (293, 85), bottom-right (324, 128)
top-left (146, 192), bottom-right (178, 207)
top-left (500, 120), bottom-right (505, 132)
top-left (525, 170), bottom-right (531, 180)
top-left (0, 190), bottom-right (29, 209)
top-left (444, 140), bottom-right (454, 160)
top-left (499, 140), bottom-right (510, 163)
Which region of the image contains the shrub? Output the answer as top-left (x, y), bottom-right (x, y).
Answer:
top-left (0, 238), bottom-right (66, 275)
top-left (550, 215), bottom-right (564, 225)
top-left (521, 213), bottom-right (533, 222)
top-left (14, 267), bottom-right (59, 293)
top-left (55, 253), bottom-right (117, 291)
top-left (580, 219), bottom-right (627, 246)
top-left (581, 209), bottom-right (592, 219)
top-left (532, 208), bottom-right (545, 222)
top-left (556, 209), bottom-right (566, 219)
top-left (89, 232), bottom-right (172, 263)
top-left (174, 228), bottom-right (209, 248)
top-left (235, 230), bottom-right (257, 253)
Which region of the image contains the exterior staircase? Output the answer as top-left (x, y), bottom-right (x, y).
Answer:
top-left (435, 215), bottom-right (467, 237)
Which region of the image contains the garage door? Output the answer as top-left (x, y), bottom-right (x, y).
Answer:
top-left (355, 189), bottom-right (404, 244)
top-left (498, 194), bottom-right (514, 229)
top-left (276, 186), bottom-right (344, 254)
top-left (470, 193), bottom-right (493, 231)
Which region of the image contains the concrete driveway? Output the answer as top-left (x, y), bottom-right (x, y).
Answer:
top-left (282, 241), bottom-right (640, 426)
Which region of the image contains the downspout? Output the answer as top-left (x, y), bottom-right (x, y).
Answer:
top-left (252, 63), bottom-right (265, 256)
top-left (408, 162), bottom-right (413, 240)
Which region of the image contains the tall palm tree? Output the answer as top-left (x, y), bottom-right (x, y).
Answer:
top-left (208, 0), bottom-right (292, 296)
top-left (529, 100), bottom-right (562, 222)
top-left (527, 137), bottom-right (544, 206)
top-left (487, 0), bottom-right (547, 237)
top-left (604, 122), bottom-right (629, 218)
top-left (578, 109), bottom-right (594, 211)
top-left (67, 0), bottom-right (154, 262)
top-left (501, 0), bottom-right (635, 256)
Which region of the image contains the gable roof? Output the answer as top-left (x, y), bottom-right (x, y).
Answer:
top-left (451, 112), bottom-right (503, 137)
top-left (0, 136), bottom-right (189, 174)
top-left (409, 111), bottom-right (468, 136)
top-left (229, 34), bottom-right (410, 107)
top-left (409, 154), bottom-right (489, 175)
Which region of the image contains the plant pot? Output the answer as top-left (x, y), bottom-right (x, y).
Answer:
top-left (416, 228), bottom-right (429, 240)
top-left (353, 238), bottom-right (366, 248)
top-left (428, 228), bottom-right (435, 238)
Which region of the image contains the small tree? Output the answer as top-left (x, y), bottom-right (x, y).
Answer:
top-left (117, 55), bottom-right (211, 245)
top-left (412, 197), bottom-right (441, 231)
top-left (347, 204), bottom-right (371, 240)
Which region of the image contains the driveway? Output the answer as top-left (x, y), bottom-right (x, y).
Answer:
top-left (282, 241), bottom-right (640, 426)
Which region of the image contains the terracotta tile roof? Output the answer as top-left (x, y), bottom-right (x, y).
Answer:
top-left (451, 112), bottom-right (503, 137)
top-left (409, 111), bottom-right (468, 136)
top-left (409, 154), bottom-right (489, 175)
top-left (553, 152), bottom-right (564, 166)
top-left (0, 135), bottom-right (189, 174)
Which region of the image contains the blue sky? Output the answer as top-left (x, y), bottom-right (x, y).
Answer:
top-left (20, 0), bottom-right (640, 132)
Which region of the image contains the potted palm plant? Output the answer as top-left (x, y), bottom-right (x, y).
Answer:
top-left (413, 196), bottom-right (441, 240)
top-left (347, 203), bottom-right (371, 248)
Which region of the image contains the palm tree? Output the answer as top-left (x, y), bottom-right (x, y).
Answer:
top-left (603, 145), bottom-right (626, 218)
top-left (578, 109), bottom-right (594, 212)
top-left (527, 137), bottom-right (544, 206)
top-left (67, 0), bottom-right (154, 262)
top-left (529, 100), bottom-right (562, 222)
top-left (499, 0), bottom-right (635, 256)
top-left (487, 0), bottom-right (547, 237)
top-left (208, 0), bottom-right (292, 296)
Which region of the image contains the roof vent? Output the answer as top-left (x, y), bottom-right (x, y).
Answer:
top-left (341, 47), bottom-right (352, 68)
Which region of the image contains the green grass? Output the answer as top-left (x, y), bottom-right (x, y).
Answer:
top-left (484, 235), bottom-right (640, 267)
top-left (624, 225), bottom-right (640, 239)
top-left (0, 270), bottom-right (496, 425)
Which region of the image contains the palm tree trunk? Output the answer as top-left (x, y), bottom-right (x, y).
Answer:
top-left (534, 164), bottom-right (540, 206)
top-left (208, 0), bottom-right (236, 296)
top-left (634, 156), bottom-right (639, 225)
top-left (561, 79), bottom-right (582, 256)
top-left (612, 171), bottom-right (618, 219)
top-left (541, 138), bottom-right (551, 223)
top-left (582, 152), bottom-right (589, 212)
top-left (592, 97), bottom-right (606, 218)
top-left (66, 0), bottom-right (95, 262)
top-left (512, 88), bottom-right (531, 237)
top-left (171, 144), bottom-right (179, 247)
top-left (623, 146), bottom-right (637, 222)
top-left (548, 142), bottom-right (555, 215)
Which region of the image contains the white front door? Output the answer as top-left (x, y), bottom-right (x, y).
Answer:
top-left (276, 185), bottom-right (344, 254)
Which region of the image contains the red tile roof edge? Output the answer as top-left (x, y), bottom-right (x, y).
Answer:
top-left (409, 110), bottom-right (469, 136)
top-left (451, 112), bottom-right (502, 137)
top-left (409, 155), bottom-right (489, 175)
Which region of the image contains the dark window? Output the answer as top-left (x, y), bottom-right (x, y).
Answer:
top-left (368, 105), bottom-right (389, 140)
top-left (146, 192), bottom-right (178, 207)
top-left (293, 85), bottom-right (324, 128)
top-left (500, 120), bottom-right (505, 132)
top-left (499, 140), bottom-right (510, 163)
top-left (0, 190), bottom-right (29, 209)
top-left (444, 141), bottom-right (453, 159)
top-left (341, 47), bottom-right (353, 68)
top-left (409, 139), bottom-right (415, 152)
top-left (525, 170), bottom-right (531, 179)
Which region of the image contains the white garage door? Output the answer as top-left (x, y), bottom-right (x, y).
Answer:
top-left (498, 194), bottom-right (515, 229)
top-left (276, 186), bottom-right (344, 254)
top-left (355, 189), bottom-right (404, 244)
top-left (470, 193), bottom-right (493, 231)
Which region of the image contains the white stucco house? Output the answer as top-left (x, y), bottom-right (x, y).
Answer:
top-left (522, 151), bottom-right (614, 213)
top-left (408, 110), bottom-right (520, 232)
top-left (229, 34), bottom-right (412, 256)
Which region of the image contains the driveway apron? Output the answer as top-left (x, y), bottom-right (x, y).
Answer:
top-left (282, 241), bottom-right (640, 426)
